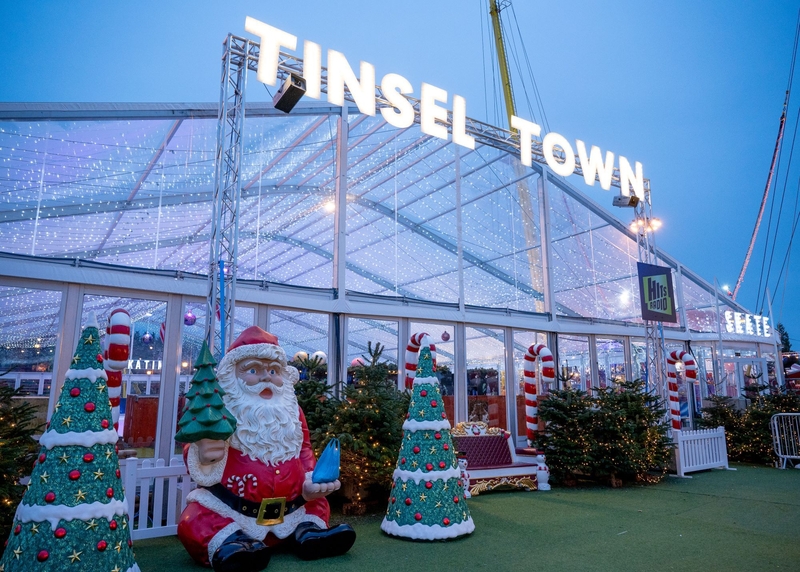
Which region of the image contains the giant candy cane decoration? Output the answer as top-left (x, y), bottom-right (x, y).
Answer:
top-left (404, 332), bottom-right (436, 388)
top-left (665, 350), bottom-right (697, 431)
top-left (104, 308), bottom-right (132, 431)
top-left (523, 343), bottom-right (555, 445)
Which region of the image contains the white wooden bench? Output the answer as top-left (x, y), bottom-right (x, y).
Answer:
top-left (121, 457), bottom-right (195, 540)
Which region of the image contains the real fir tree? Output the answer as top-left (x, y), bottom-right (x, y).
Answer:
top-left (174, 340), bottom-right (236, 443)
top-left (0, 387), bottom-right (42, 551)
top-left (381, 342), bottom-right (474, 540)
top-left (0, 312), bottom-right (139, 572)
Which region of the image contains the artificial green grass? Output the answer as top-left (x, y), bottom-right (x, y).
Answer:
top-left (134, 464), bottom-right (800, 571)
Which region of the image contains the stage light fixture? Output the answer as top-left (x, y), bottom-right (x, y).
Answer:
top-left (612, 194), bottom-right (640, 208)
top-left (273, 73), bottom-right (307, 113)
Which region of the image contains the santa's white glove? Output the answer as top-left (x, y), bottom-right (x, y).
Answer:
top-left (302, 478), bottom-right (341, 501)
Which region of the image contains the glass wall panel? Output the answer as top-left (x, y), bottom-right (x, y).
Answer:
top-left (693, 344), bottom-right (717, 397)
top-left (0, 285), bottom-right (63, 433)
top-left (346, 318), bottom-right (399, 386)
top-left (630, 338), bottom-right (647, 382)
top-left (466, 327), bottom-right (506, 430)
top-left (83, 295), bottom-right (167, 458)
top-left (558, 334), bottom-right (591, 391)
top-left (410, 322), bottom-right (455, 422)
top-left (269, 309), bottom-right (329, 380)
top-left (512, 330), bottom-right (548, 439)
top-left (682, 276), bottom-right (719, 333)
top-left (596, 338), bottom-right (626, 388)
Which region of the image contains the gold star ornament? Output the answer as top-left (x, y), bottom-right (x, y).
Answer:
top-left (84, 334), bottom-right (95, 345)
top-left (39, 471), bottom-right (50, 483)
top-left (30, 523), bottom-right (39, 535)
top-left (68, 550), bottom-right (82, 563)
top-left (96, 383), bottom-right (106, 393)
top-left (74, 490), bottom-right (87, 502)
top-left (93, 469), bottom-right (104, 480)
top-left (85, 518), bottom-right (97, 530)
top-left (12, 548), bottom-right (22, 559)
top-left (61, 416), bottom-right (73, 428)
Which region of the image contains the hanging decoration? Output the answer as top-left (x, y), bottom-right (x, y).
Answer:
top-left (183, 310), bottom-right (197, 326)
top-left (441, 331), bottom-right (450, 342)
top-left (141, 332), bottom-right (153, 344)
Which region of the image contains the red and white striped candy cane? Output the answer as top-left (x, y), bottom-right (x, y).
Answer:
top-left (404, 333), bottom-right (436, 388)
top-left (666, 350), bottom-right (697, 431)
top-left (523, 343), bottom-right (555, 445)
top-left (104, 308), bottom-right (131, 431)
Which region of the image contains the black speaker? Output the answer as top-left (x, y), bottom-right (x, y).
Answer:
top-left (273, 73), bottom-right (307, 113)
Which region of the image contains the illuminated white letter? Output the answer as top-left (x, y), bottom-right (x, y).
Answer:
top-left (619, 156), bottom-right (645, 200)
top-left (576, 140), bottom-right (614, 190)
top-left (451, 95), bottom-right (475, 149)
top-left (303, 40), bottom-right (322, 99)
top-left (420, 83), bottom-right (448, 141)
top-left (510, 115), bottom-right (542, 167)
top-left (745, 314), bottom-right (754, 335)
top-left (763, 317), bottom-right (771, 337)
top-left (244, 17), bottom-right (297, 86)
top-left (380, 73), bottom-right (414, 128)
top-left (724, 311), bottom-right (734, 333)
top-left (543, 132), bottom-right (576, 177)
top-left (754, 315), bottom-right (762, 336)
top-left (734, 312), bottom-right (744, 334)
top-left (327, 50), bottom-right (376, 116)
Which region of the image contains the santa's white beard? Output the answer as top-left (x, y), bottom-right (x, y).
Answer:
top-left (220, 375), bottom-right (304, 466)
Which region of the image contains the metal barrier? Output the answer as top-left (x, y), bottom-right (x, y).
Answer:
top-left (673, 427), bottom-right (731, 477)
top-left (770, 413), bottom-right (800, 469)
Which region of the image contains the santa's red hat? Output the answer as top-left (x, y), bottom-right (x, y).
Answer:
top-left (217, 326), bottom-right (287, 372)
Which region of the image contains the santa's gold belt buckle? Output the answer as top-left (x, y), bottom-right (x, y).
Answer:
top-left (256, 497), bottom-right (286, 526)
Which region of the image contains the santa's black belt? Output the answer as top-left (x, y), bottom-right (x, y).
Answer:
top-left (205, 483), bottom-right (306, 525)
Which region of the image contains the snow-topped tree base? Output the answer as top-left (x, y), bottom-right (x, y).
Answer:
top-left (0, 311), bottom-right (139, 572)
top-left (381, 335), bottom-right (475, 541)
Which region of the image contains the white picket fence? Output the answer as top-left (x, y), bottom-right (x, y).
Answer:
top-left (771, 413), bottom-right (800, 469)
top-left (121, 457), bottom-right (195, 540)
top-left (673, 426), bottom-right (731, 478)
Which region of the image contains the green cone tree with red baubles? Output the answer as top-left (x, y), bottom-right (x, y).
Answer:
top-left (381, 334), bottom-right (474, 540)
top-left (175, 340), bottom-right (237, 443)
top-left (0, 312), bottom-right (139, 572)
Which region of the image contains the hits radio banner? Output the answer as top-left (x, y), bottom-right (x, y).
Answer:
top-left (637, 262), bottom-right (677, 323)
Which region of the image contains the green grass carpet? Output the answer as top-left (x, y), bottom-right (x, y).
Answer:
top-left (134, 464), bottom-right (800, 571)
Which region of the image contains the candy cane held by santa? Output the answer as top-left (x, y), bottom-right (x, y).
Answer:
top-left (523, 343), bottom-right (555, 446)
top-left (405, 332), bottom-right (436, 389)
top-left (666, 350), bottom-right (697, 432)
top-left (103, 308), bottom-right (131, 431)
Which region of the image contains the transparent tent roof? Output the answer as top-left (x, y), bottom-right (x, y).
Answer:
top-left (0, 102), bottom-right (751, 341)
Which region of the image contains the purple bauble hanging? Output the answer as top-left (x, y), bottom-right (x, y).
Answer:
top-left (441, 331), bottom-right (451, 342)
top-left (141, 332), bottom-right (154, 344)
top-left (184, 311), bottom-right (197, 326)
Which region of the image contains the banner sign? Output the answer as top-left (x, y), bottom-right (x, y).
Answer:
top-left (637, 262), bottom-right (677, 323)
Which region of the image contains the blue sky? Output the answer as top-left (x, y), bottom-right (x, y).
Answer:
top-left (1, 1), bottom-right (799, 343)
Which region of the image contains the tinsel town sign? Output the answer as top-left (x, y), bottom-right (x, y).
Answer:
top-left (245, 17), bottom-right (646, 199)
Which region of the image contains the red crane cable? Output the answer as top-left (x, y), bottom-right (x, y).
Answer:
top-left (732, 90), bottom-right (789, 300)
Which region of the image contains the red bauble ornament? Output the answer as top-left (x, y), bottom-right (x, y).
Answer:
top-left (37, 550), bottom-right (49, 562)
top-left (443, 517), bottom-right (451, 525)
top-left (97, 540), bottom-right (107, 551)
top-left (115, 445), bottom-right (119, 453)
top-left (13, 525), bottom-right (20, 535)
top-left (406, 413), bottom-right (410, 419)
top-left (106, 487), bottom-right (114, 498)
top-left (420, 390), bottom-right (427, 397)
top-left (96, 353), bottom-right (104, 362)
top-left (45, 492), bottom-right (55, 503)
top-left (425, 481), bottom-right (433, 489)
top-left (430, 400), bottom-right (438, 407)
top-left (391, 497), bottom-right (396, 504)
top-left (110, 520), bottom-right (118, 530)
top-left (443, 444), bottom-right (450, 451)
top-left (414, 512), bottom-right (422, 521)
top-left (69, 470), bottom-right (81, 481)
top-left (400, 457), bottom-right (406, 465)
top-left (38, 453), bottom-right (46, 463)
top-left (101, 419), bottom-right (109, 429)
top-left (83, 453), bottom-right (94, 463)
top-left (425, 463), bottom-right (433, 471)
top-left (54, 527), bottom-right (66, 539)
top-left (115, 469), bottom-right (121, 478)
top-left (128, 539), bottom-right (132, 547)
top-left (439, 461), bottom-right (446, 468)
top-left (413, 446), bottom-right (420, 454)
top-left (434, 432), bottom-right (441, 440)
top-left (69, 387), bottom-right (80, 397)
top-left (405, 498), bottom-right (412, 506)
top-left (84, 402), bottom-right (96, 413)
top-left (453, 496), bottom-right (460, 503)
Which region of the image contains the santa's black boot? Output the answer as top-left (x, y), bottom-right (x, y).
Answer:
top-left (294, 522), bottom-right (356, 560)
top-left (211, 529), bottom-right (271, 572)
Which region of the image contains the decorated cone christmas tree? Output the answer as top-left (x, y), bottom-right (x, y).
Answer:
top-left (174, 340), bottom-right (236, 443)
top-left (0, 312), bottom-right (139, 572)
top-left (381, 334), bottom-right (475, 540)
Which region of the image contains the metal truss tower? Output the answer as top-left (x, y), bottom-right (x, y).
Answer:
top-left (206, 35), bottom-right (258, 355)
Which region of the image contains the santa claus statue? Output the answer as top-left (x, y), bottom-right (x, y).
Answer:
top-left (177, 327), bottom-right (356, 572)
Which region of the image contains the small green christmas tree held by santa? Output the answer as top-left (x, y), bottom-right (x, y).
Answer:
top-left (381, 333), bottom-right (475, 540)
top-left (175, 340), bottom-right (237, 443)
top-left (0, 311), bottom-right (139, 572)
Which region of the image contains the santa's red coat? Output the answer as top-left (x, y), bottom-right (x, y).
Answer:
top-left (177, 408), bottom-right (330, 567)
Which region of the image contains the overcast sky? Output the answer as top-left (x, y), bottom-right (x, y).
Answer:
top-left (1, 1), bottom-right (799, 342)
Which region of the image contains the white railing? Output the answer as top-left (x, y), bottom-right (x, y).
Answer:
top-left (771, 413), bottom-right (800, 469)
top-left (673, 427), bottom-right (731, 478)
top-left (121, 457), bottom-right (195, 540)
